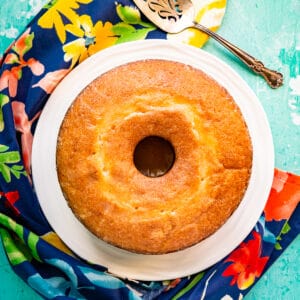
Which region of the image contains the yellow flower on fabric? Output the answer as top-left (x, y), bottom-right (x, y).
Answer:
top-left (63, 38), bottom-right (88, 68)
top-left (38, 0), bottom-right (93, 43)
top-left (42, 231), bottom-right (74, 256)
top-left (88, 21), bottom-right (118, 56)
top-left (62, 3), bottom-right (156, 68)
top-left (65, 14), bottom-right (96, 38)
top-left (63, 16), bottom-right (117, 68)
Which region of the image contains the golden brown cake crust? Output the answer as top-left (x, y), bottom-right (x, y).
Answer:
top-left (56, 59), bottom-right (252, 254)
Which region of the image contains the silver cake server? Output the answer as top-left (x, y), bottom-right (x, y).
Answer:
top-left (132, 0), bottom-right (283, 88)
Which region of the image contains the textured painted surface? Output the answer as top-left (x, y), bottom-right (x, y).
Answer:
top-left (0, 0), bottom-right (299, 299)
top-left (0, 1), bottom-right (45, 44)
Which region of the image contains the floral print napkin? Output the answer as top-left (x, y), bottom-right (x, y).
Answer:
top-left (0, 0), bottom-right (299, 299)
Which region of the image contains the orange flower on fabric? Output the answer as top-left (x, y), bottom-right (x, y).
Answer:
top-left (222, 231), bottom-right (268, 290)
top-left (0, 67), bottom-right (21, 97)
top-left (87, 21), bottom-right (118, 56)
top-left (12, 101), bottom-right (41, 176)
top-left (0, 29), bottom-right (44, 97)
top-left (33, 69), bottom-right (70, 94)
top-left (264, 169), bottom-right (300, 221)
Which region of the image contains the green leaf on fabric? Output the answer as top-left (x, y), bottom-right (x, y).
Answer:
top-left (7, 215), bottom-right (24, 237)
top-left (0, 94), bottom-right (9, 132)
top-left (274, 242), bottom-right (282, 250)
top-left (116, 3), bottom-right (155, 28)
top-left (113, 23), bottom-right (155, 44)
top-left (0, 151), bottom-right (20, 163)
top-left (0, 213), bottom-right (24, 238)
top-left (0, 144), bottom-right (26, 182)
top-left (0, 163), bottom-right (11, 182)
top-left (11, 164), bottom-right (24, 170)
top-left (275, 221), bottom-right (291, 251)
top-left (10, 168), bottom-right (22, 179)
top-left (0, 144), bottom-right (9, 152)
top-left (281, 221), bottom-right (291, 234)
top-left (0, 214), bottom-right (43, 264)
top-left (172, 272), bottom-right (205, 300)
top-left (27, 232), bottom-right (42, 262)
top-left (0, 228), bottom-right (32, 265)
top-left (112, 3), bottom-right (156, 44)
top-left (116, 4), bottom-right (142, 24)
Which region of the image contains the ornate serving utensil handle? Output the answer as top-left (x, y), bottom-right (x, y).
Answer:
top-left (194, 23), bottom-right (283, 88)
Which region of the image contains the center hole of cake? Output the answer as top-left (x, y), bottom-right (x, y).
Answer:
top-left (133, 136), bottom-right (175, 178)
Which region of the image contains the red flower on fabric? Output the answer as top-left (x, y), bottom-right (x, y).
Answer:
top-left (0, 190), bottom-right (20, 216)
top-left (222, 231), bottom-right (269, 290)
top-left (264, 169), bottom-right (300, 221)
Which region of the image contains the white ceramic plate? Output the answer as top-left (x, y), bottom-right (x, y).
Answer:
top-left (32, 40), bottom-right (274, 281)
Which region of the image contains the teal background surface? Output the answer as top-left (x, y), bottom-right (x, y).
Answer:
top-left (0, 0), bottom-right (299, 299)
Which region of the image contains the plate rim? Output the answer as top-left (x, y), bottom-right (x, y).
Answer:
top-left (32, 39), bottom-right (274, 281)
